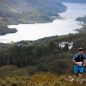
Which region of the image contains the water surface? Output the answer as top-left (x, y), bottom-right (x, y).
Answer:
top-left (0, 3), bottom-right (86, 43)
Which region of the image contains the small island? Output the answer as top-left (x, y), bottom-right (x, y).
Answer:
top-left (0, 23), bottom-right (17, 35)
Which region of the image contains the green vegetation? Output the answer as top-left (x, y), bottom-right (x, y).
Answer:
top-left (0, 1), bottom-right (86, 85)
top-left (0, 33), bottom-right (86, 75)
top-left (0, 32), bottom-right (85, 85)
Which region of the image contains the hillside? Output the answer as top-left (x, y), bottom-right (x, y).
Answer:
top-left (0, 32), bottom-right (86, 74)
top-left (0, 0), bottom-right (66, 24)
top-left (76, 15), bottom-right (86, 32)
top-left (0, 72), bottom-right (86, 86)
top-left (76, 15), bottom-right (86, 23)
top-left (0, 32), bottom-right (86, 85)
top-left (0, 0), bottom-right (66, 35)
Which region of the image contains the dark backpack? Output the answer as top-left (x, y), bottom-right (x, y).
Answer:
top-left (75, 54), bottom-right (84, 62)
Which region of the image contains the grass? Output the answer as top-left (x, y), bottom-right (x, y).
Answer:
top-left (0, 72), bottom-right (86, 86)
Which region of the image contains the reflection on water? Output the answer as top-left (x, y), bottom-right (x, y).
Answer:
top-left (0, 3), bottom-right (86, 43)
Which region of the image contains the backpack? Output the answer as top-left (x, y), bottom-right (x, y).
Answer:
top-left (75, 54), bottom-right (84, 62)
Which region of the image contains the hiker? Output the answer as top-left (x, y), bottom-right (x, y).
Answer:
top-left (72, 48), bottom-right (86, 81)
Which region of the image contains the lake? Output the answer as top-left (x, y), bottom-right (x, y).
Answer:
top-left (0, 3), bottom-right (86, 43)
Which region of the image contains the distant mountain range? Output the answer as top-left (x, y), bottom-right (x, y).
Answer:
top-left (59, 0), bottom-right (86, 3)
top-left (0, 0), bottom-right (66, 35)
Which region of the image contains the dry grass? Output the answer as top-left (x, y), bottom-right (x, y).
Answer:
top-left (0, 73), bottom-right (86, 86)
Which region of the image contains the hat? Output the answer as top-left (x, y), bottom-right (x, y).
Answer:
top-left (78, 47), bottom-right (83, 51)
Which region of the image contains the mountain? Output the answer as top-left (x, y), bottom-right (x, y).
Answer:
top-left (0, 0), bottom-right (66, 24)
top-left (0, 0), bottom-right (66, 35)
top-left (59, 0), bottom-right (86, 3)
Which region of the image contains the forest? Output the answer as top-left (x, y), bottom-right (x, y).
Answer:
top-left (0, 32), bottom-right (86, 75)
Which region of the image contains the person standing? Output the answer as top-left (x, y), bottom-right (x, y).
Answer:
top-left (72, 48), bottom-right (86, 81)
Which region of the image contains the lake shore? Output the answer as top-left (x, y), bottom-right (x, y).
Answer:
top-left (0, 3), bottom-right (86, 43)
